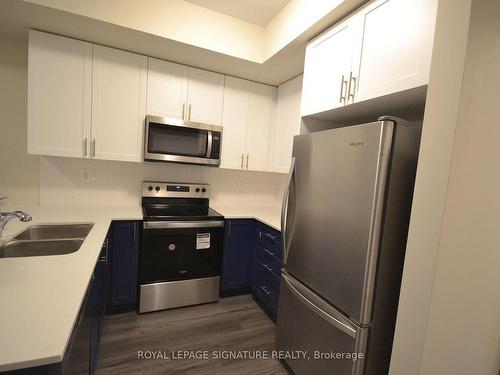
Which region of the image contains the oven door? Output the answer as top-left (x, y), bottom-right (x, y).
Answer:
top-left (140, 220), bottom-right (224, 284)
top-left (144, 116), bottom-right (221, 165)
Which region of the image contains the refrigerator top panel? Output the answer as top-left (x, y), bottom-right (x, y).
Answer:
top-left (284, 121), bottom-right (394, 325)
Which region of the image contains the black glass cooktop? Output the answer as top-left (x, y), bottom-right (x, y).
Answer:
top-left (142, 198), bottom-right (223, 221)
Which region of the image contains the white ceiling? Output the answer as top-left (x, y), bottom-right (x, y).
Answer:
top-left (185, 0), bottom-right (289, 26)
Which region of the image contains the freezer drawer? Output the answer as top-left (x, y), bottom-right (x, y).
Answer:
top-left (276, 272), bottom-right (367, 375)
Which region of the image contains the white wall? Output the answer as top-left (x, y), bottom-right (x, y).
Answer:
top-left (0, 33), bottom-right (286, 209)
top-left (25, 0), bottom-right (366, 64)
top-left (390, 0), bottom-right (500, 374)
top-left (264, 0), bottom-right (364, 58)
top-left (39, 156), bottom-right (285, 208)
top-left (0, 34), bottom-right (40, 204)
top-left (25, 0), bottom-right (265, 63)
top-left (419, 0), bottom-right (500, 373)
top-left (389, 0), bottom-right (472, 373)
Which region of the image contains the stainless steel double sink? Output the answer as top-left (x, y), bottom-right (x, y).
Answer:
top-left (0, 224), bottom-right (94, 258)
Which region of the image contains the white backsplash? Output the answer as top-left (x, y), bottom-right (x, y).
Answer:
top-left (39, 156), bottom-right (286, 208)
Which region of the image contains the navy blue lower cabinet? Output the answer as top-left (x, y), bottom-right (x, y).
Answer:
top-left (251, 222), bottom-right (283, 320)
top-left (60, 279), bottom-right (93, 375)
top-left (220, 220), bottom-right (255, 295)
top-left (109, 221), bottom-right (140, 310)
top-left (89, 233), bottom-right (110, 373)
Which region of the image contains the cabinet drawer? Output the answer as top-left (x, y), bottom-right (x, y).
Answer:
top-left (255, 244), bottom-right (282, 278)
top-left (252, 264), bottom-right (280, 313)
top-left (256, 223), bottom-right (282, 259)
top-left (254, 260), bottom-right (280, 290)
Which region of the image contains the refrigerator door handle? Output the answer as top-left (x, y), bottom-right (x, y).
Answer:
top-left (281, 157), bottom-right (296, 262)
top-left (282, 272), bottom-right (357, 339)
top-left (359, 122), bottom-right (395, 324)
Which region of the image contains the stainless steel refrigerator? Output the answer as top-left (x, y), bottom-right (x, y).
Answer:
top-left (276, 117), bottom-right (421, 375)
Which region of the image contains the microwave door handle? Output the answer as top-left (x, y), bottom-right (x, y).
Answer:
top-left (206, 131), bottom-right (213, 158)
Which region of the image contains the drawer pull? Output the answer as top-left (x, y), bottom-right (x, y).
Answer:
top-left (260, 286), bottom-right (271, 295)
top-left (263, 232), bottom-right (277, 240)
top-left (263, 248), bottom-right (275, 257)
top-left (257, 259), bottom-right (274, 273)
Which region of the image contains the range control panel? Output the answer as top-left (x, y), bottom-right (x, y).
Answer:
top-left (142, 181), bottom-right (209, 198)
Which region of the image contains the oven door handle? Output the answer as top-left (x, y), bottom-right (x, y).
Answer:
top-left (143, 220), bottom-right (225, 229)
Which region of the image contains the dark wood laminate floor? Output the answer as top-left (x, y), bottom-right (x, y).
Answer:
top-left (96, 295), bottom-right (288, 375)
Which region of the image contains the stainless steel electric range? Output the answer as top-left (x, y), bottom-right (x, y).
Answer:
top-left (139, 181), bottom-right (224, 313)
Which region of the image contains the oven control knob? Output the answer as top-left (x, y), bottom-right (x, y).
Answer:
top-left (195, 188), bottom-right (200, 193)
top-left (155, 186), bottom-right (160, 192)
top-left (147, 185), bottom-right (153, 191)
top-left (202, 188), bottom-right (207, 193)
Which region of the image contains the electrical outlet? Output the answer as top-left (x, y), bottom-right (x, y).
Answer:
top-left (82, 170), bottom-right (90, 183)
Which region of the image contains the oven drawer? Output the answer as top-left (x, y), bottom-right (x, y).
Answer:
top-left (139, 276), bottom-right (220, 313)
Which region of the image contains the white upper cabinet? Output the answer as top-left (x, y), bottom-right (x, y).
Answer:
top-left (220, 78), bottom-right (277, 172)
top-left (146, 58), bottom-right (188, 119)
top-left (220, 76), bottom-right (250, 170)
top-left (269, 76), bottom-right (303, 173)
top-left (147, 62), bottom-right (224, 125)
top-left (245, 82), bottom-right (277, 171)
top-left (27, 32), bottom-right (296, 173)
top-left (352, 0), bottom-right (435, 103)
top-left (28, 30), bottom-right (92, 158)
top-left (91, 45), bottom-right (147, 162)
top-left (186, 68), bottom-right (225, 125)
top-left (301, 18), bottom-right (357, 116)
top-left (301, 0), bottom-right (436, 116)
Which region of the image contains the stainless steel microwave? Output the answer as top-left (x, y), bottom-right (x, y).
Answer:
top-left (144, 115), bottom-right (222, 166)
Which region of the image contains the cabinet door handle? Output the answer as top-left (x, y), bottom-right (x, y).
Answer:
top-left (241, 154), bottom-right (244, 169)
top-left (348, 71), bottom-right (357, 102)
top-left (91, 139), bottom-right (96, 158)
top-left (104, 249), bottom-right (108, 266)
top-left (227, 220), bottom-right (231, 237)
top-left (339, 74), bottom-right (348, 104)
top-left (100, 239), bottom-right (109, 266)
top-left (182, 103), bottom-right (185, 120)
top-left (83, 138), bottom-right (88, 157)
top-left (246, 154), bottom-right (249, 169)
top-left (105, 239), bottom-right (109, 266)
top-left (188, 104), bottom-right (192, 121)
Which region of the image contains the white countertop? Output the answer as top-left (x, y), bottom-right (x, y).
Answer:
top-left (0, 203), bottom-right (279, 371)
top-left (0, 204), bottom-right (142, 372)
top-left (212, 205), bottom-right (281, 231)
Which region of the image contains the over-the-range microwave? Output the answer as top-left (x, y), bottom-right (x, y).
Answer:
top-left (144, 115), bottom-right (222, 166)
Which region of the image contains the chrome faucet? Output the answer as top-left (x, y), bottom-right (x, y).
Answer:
top-left (0, 211), bottom-right (32, 237)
